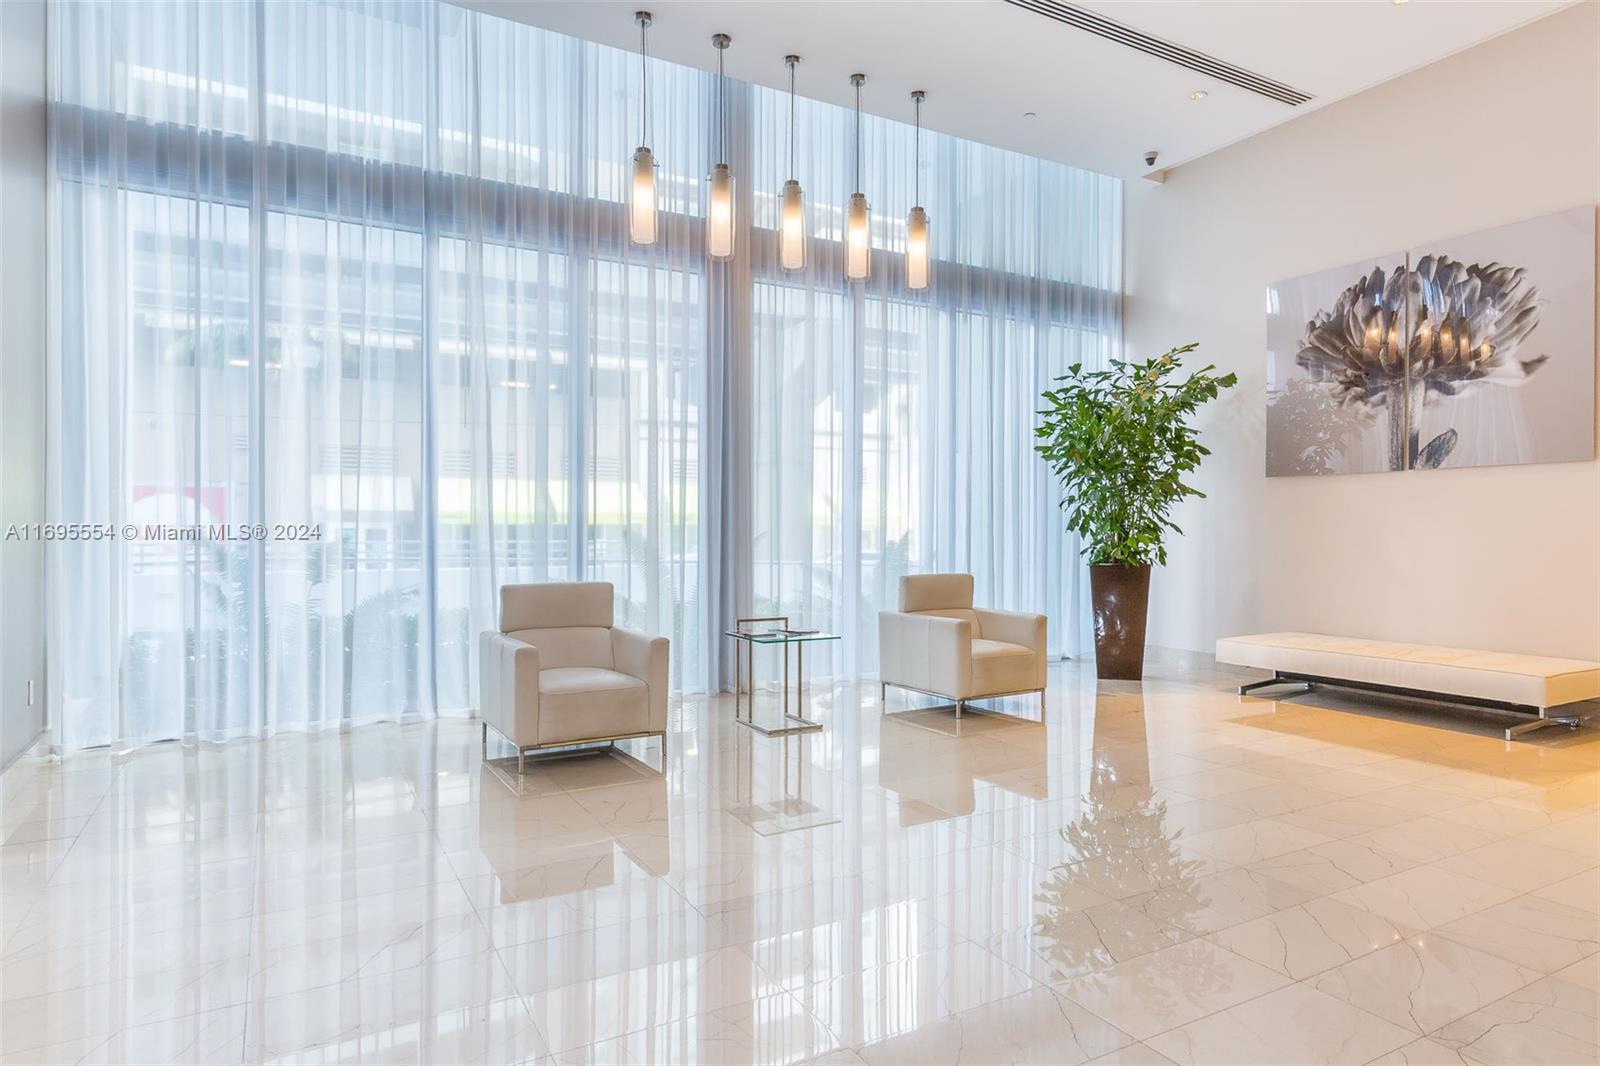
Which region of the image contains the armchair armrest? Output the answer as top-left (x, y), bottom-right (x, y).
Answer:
top-left (975, 609), bottom-right (1048, 688)
top-left (613, 626), bottom-right (670, 733)
top-left (878, 611), bottom-right (974, 699)
top-left (479, 631), bottom-right (540, 747)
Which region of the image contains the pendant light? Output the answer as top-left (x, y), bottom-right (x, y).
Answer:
top-left (846, 73), bottom-right (870, 281)
top-left (630, 11), bottom-right (657, 246)
top-left (906, 90), bottom-right (930, 290)
top-left (779, 55), bottom-right (806, 271)
top-left (706, 33), bottom-right (735, 260)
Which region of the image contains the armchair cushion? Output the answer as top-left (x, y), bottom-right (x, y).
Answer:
top-left (900, 573), bottom-right (974, 613)
top-left (971, 639), bottom-right (1037, 694)
top-left (537, 667), bottom-right (648, 745)
top-left (975, 608), bottom-right (1049, 689)
top-left (506, 626), bottom-right (613, 669)
top-left (500, 581), bottom-right (613, 631)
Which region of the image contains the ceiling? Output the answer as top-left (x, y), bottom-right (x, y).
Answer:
top-left (460, 0), bottom-right (1574, 180)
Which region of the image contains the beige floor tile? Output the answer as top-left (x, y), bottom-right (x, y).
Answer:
top-left (748, 900), bottom-right (961, 990)
top-left (1057, 939), bottom-right (1290, 1041)
top-left (557, 993), bottom-right (839, 1065)
top-left (986, 896), bottom-right (1192, 981)
top-left (1526, 813), bottom-right (1600, 860)
top-left (1347, 817), bottom-right (1506, 865)
top-left (1279, 797), bottom-right (1422, 839)
top-left (1083, 1043), bottom-right (1179, 1065)
top-left (1182, 816), bottom-right (1334, 865)
top-left (2, 668), bottom-right (1595, 1063)
top-left (1146, 982), bottom-right (1415, 1065)
top-left (1434, 837), bottom-right (1597, 894)
top-left (1508, 771), bottom-right (1600, 814)
top-left (1363, 782), bottom-right (1483, 816)
top-left (1208, 781), bottom-right (1347, 819)
top-left (1312, 936), bottom-right (1542, 1034)
top-left (1534, 868), bottom-right (1600, 915)
top-left (1247, 837), bottom-right (1417, 894)
top-left (1363, 1036), bottom-right (1475, 1064)
top-left (1120, 865), bottom-right (1320, 937)
top-left (1433, 896), bottom-right (1600, 974)
top-left (797, 942), bottom-right (1035, 1049)
top-left (1331, 865), bottom-right (1518, 930)
top-left (852, 987), bottom-right (1132, 1065)
top-left (1207, 896), bottom-right (1415, 980)
top-left (1435, 795), bottom-right (1587, 836)
top-left (525, 945), bottom-right (768, 1053)
top-left (0, 1004), bottom-right (248, 1065)
top-left (1427, 966), bottom-right (1598, 1066)
top-left (1154, 766), bottom-right (1282, 800)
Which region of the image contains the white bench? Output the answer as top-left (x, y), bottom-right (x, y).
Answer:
top-left (1216, 632), bottom-right (1600, 740)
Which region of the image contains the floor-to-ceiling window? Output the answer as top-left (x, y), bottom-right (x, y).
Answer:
top-left (47, 0), bottom-right (1121, 749)
top-left (743, 85), bottom-right (1122, 678)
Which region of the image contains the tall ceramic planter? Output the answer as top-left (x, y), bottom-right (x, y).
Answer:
top-left (1089, 564), bottom-right (1151, 680)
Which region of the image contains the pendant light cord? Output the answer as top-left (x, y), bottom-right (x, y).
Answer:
top-left (914, 94), bottom-right (922, 205)
top-left (854, 78), bottom-right (862, 192)
top-left (718, 43), bottom-right (726, 164)
top-left (787, 60), bottom-right (796, 181)
top-left (637, 18), bottom-right (648, 147)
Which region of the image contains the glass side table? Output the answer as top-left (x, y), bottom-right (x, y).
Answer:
top-left (725, 616), bottom-right (840, 737)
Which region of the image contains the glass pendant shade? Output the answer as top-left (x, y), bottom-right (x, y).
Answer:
top-left (630, 146), bottom-right (657, 245)
top-left (705, 32), bottom-right (734, 262)
top-left (906, 205), bottom-right (929, 289)
top-left (780, 179), bottom-right (806, 271)
top-left (846, 192), bottom-right (870, 280)
top-left (707, 162), bottom-right (734, 260)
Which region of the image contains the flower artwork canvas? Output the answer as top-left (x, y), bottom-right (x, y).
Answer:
top-left (1265, 206), bottom-right (1595, 476)
top-left (1267, 256), bottom-right (1403, 475)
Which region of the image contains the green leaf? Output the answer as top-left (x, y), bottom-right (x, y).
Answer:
top-left (1032, 343), bottom-right (1236, 567)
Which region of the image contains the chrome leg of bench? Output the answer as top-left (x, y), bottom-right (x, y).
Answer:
top-left (1237, 672), bottom-right (1314, 696)
top-left (1506, 707), bottom-right (1582, 741)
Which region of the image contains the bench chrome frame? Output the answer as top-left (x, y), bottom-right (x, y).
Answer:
top-left (1235, 670), bottom-right (1584, 741)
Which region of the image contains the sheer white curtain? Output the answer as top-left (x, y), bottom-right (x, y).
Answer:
top-left (745, 82), bottom-right (1121, 680)
top-left (48, 0), bottom-right (1120, 750)
top-left (49, 0), bottom-right (717, 748)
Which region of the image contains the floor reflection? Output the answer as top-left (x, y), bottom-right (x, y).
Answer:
top-left (877, 707), bottom-right (1050, 825)
top-left (1, 665), bottom-right (1595, 1064)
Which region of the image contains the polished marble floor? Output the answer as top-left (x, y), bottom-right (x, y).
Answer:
top-left (1, 661), bottom-right (1597, 1064)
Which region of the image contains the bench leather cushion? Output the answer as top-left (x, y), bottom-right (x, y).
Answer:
top-left (1215, 632), bottom-right (1600, 709)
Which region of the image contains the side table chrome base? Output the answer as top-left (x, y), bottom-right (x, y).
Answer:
top-left (730, 615), bottom-right (835, 739)
top-left (737, 714), bottom-right (824, 737)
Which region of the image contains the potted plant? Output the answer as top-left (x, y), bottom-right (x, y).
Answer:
top-left (1034, 343), bottom-right (1237, 680)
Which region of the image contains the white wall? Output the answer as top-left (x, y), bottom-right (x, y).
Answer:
top-left (0, 0), bottom-right (48, 768)
top-left (1124, 1), bottom-right (1600, 662)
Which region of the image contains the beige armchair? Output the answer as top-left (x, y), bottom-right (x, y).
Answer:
top-left (479, 581), bottom-right (669, 773)
top-left (878, 573), bottom-right (1047, 718)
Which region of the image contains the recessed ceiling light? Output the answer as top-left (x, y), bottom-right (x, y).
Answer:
top-left (1189, 90), bottom-right (1208, 101)
top-left (1393, 0), bottom-right (1407, 5)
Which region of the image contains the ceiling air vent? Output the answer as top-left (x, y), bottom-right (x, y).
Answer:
top-left (1003, 0), bottom-right (1314, 107)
